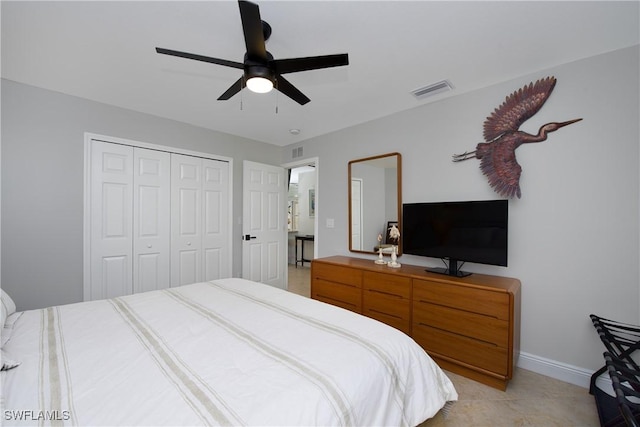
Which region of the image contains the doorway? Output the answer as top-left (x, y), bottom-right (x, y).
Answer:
top-left (283, 158), bottom-right (318, 295)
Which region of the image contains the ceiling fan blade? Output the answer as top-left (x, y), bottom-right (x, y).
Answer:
top-left (156, 47), bottom-right (244, 69)
top-left (273, 54), bottom-right (349, 75)
top-left (217, 77), bottom-right (245, 100)
top-left (238, 0), bottom-right (267, 60)
top-left (275, 75), bottom-right (310, 105)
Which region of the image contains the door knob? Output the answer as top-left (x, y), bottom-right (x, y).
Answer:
top-left (243, 235), bottom-right (257, 240)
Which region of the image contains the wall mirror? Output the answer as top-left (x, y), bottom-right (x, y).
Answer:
top-left (349, 152), bottom-right (402, 255)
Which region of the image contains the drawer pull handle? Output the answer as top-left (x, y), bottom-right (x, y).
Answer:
top-left (369, 289), bottom-right (402, 298)
top-left (417, 323), bottom-right (499, 347)
top-left (318, 294), bottom-right (356, 309)
top-left (370, 309), bottom-right (403, 320)
top-left (417, 300), bottom-right (502, 319)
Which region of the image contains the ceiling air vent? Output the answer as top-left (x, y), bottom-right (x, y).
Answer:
top-left (411, 80), bottom-right (453, 100)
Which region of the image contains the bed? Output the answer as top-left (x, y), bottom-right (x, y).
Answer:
top-left (1, 278), bottom-right (457, 426)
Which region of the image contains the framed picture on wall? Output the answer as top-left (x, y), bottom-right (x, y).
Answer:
top-left (309, 189), bottom-right (315, 217)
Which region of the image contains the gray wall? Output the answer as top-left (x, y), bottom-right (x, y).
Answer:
top-left (2, 44), bottom-right (639, 385)
top-left (282, 46), bottom-right (640, 378)
top-left (1, 79), bottom-right (281, 311)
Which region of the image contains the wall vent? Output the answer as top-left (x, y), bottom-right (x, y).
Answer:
top-left (411, 80), bottom-right (453, 100)
top-left (292, 147), bottom-right (303, 158)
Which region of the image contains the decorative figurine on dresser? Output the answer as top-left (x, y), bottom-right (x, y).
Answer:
top-left (387, 224), bottom-right (401, 268)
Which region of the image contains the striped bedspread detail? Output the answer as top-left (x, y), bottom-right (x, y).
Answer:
top-left (110, 298), bottom-right (244, 426)
top-left (2, 278), bottom-right (457, 426)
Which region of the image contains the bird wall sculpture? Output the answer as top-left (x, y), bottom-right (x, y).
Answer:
top-left (452, 76), bottom-right (582, 198)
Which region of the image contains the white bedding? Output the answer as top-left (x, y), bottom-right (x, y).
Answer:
top-left (1, 278), bottom-right (456, 426)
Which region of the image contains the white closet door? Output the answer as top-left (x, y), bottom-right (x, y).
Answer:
top-left (171, 154), bottom-right (203, 287)
top-left (86, 138), bottom-right (232, 300)
top-left (90, 141), bottom-right (133, 300)
top-left (133, 148), bottom-right (171, 293)
top-left (202, 159), bottom-right (231, 281)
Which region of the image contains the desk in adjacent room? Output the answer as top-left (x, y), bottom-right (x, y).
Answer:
top-left (295, 235), bottom-right (314, 267)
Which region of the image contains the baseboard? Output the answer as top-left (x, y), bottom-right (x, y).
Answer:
top-left (517, 351), bottom-right (612, 393)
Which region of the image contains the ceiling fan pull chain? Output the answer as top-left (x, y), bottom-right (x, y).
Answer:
top-left (240, 76), bottom-right (245, 111)
top-left (275, 79), bottom-right (279, 114)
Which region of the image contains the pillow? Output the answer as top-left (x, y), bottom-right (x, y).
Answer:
top-left (1, 348), bottom-right (21, 371)
top-left (2, 312), bottom-right (23, 347)
top-left (1, 289), bottom-right (17, 331)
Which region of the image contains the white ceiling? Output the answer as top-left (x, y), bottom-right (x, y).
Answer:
top-left (2, 1), bottom-right (638, 147)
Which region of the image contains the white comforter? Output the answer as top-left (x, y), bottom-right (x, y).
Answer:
top-left (1, 278), bottom-right (456, 426)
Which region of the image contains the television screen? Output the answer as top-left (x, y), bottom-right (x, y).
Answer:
top-left (402, 200), bottom-right (508, 275)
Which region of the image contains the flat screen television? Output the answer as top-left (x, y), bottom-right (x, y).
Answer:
top-left (402, 200), bottom-right (508, 277)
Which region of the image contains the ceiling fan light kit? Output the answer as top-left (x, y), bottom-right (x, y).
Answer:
top-left (156, 0), bottom-right (349, 106)
top-left (246, 77), bottom-right (273, 93)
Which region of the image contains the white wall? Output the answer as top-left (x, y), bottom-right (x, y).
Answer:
top-left (1, 79), bottom-right (281, 311)
top-left (282, 46), bottom-right (640, 383)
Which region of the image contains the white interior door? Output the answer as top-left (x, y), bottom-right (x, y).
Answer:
top-left (171, 154), bottom-right (203, 287)
top-left (242, 160), bottom-right (286, 289)
top-left (202, 159), bottom-right (231, 281)
top-left (89, 141), bottom-right (133, 300)
top-left (133, 148), bottom-right (170, 293)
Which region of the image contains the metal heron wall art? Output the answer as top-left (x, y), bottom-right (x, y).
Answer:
top-left (453, 76), bottom-right (582, 198)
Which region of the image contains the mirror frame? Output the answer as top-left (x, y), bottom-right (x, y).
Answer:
top-left (348, 152), bottom-right (402, 255)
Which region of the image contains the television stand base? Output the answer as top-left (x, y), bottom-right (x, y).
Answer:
top-left (426, 267), bottom-right (472, 278)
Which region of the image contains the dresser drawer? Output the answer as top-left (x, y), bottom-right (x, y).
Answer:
top-left (413, 302), bottom-right (509, 347)
top-left (312, 279), bottom-right (362, 313)
top-left (310, 256), bottom-right (520, 390)
top-left (363, 271), bottom-right (411, 299)
top-left (313, 262), bottom-right (362, 288)
top-left (413, 279), bottom-right (510, 319)
top-left (363, 293), bottom-right (411, 334)
top-left (413, 324), bottom-right (509, 375)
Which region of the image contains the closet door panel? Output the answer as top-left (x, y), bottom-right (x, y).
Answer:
top-left (133, 148), bottom-right (170, 293)
top-left (202, 160), bottom-right (230, 280)
top-left (87, 139), bottom-right (232, 300)
top-left (90, 141), bottom-right (133, 300)
top-left (171, 154), bottom-right (202, 286)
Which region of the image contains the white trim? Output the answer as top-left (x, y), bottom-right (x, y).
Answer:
top-left (85, 132), bottom-right (233, 163)
top-left (83, 132), bottom-right (234, 301)
top-left (517, 351), bottom-right (608, 391)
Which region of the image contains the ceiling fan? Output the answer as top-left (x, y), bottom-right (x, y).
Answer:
top-left (156, 0), bottom-right (349, 105)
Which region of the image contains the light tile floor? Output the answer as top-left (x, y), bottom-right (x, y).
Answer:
top-left (287, 264), bottom-right (601, 426)
top-left (421, 369), bottom-right (599, 426)
top-left (287, 264), bottom-right (311, 298)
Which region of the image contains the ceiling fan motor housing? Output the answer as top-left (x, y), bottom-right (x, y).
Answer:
top-left (244, 52), bottom-right (275, 83)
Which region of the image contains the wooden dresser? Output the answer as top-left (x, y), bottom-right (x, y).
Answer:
top-left (311, 256), bottom-right (521, 390)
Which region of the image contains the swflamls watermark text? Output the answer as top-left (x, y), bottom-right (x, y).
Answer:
top-left (4, 410), bottom-right (71, 421)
